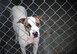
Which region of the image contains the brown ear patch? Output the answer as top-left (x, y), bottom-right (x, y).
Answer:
top-left (33, 16), bottom-right (41, 26)
top-left (33, 16), bottom-right (43, 26)
top-left (17, 18), bottom-right (25, 24)
top-left (17, 18), bottom-right (28, 25)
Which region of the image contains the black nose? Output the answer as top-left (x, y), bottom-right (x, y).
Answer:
top-left (33, 32), bottom-right (38, 38)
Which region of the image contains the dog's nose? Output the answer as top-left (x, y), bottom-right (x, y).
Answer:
top-left (33, 32), bottom-right (38, 38)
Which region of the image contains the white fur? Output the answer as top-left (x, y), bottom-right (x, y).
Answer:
top-left (12, 6), bottom-right (40, 54)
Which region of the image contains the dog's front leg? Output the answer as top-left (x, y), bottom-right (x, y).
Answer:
top-left (33, 38), bottom-right (39, 54)
top-left (18, 37), bottom-right (27, 54)
top-left (20, 46), bottom-right (26, 54)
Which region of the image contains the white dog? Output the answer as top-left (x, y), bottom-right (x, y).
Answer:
top-left (12, 6), bottom-right (41, 54)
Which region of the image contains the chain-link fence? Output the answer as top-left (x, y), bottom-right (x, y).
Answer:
top-left (0, 0), bottom-right (77, 54)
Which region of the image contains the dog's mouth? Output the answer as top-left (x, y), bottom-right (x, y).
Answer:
top-left (32, 32), bottom-right (38, 38)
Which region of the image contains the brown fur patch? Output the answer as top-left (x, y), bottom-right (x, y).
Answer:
top-left (17, 18), bottom-right (28, 25)
top-left (33, 16), bottom-right (41, 27)
top-left (17, 18), bottom-right (30, 33)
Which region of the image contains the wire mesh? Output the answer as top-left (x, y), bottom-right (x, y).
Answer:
top-left (0, 0), bottom-right (77, 54)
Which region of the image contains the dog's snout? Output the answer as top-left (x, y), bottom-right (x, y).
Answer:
top-left (33, 32), bottom-right (38, 38)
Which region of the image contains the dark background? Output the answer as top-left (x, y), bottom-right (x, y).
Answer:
top-left (0, 0), bottom-right (77, 54)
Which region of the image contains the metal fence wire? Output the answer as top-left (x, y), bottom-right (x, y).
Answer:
top-left (0, 0), bottom-right (77, 54)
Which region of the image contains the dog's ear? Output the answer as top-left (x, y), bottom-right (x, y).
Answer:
top-left (33, 16), bottom-right (43, 26)
top-left (17, 18), bottom-right (25, 24)
top-left (17, 18), bottom-right (27, 24)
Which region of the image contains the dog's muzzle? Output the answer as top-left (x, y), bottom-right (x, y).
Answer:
top-left (33, 32), bottom-right (38, 38)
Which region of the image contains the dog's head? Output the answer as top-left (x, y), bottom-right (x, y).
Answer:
top-left (17, 16), bottom-right (42, 38)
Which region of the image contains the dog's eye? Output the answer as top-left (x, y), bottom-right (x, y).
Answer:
top-left (36, 23), bottom-right (40, 26)
top-left (27, 24), bottom-right (31, 27)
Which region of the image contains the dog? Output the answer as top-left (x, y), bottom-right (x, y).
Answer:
top-left (11, 6), bottom-right (41, 54)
